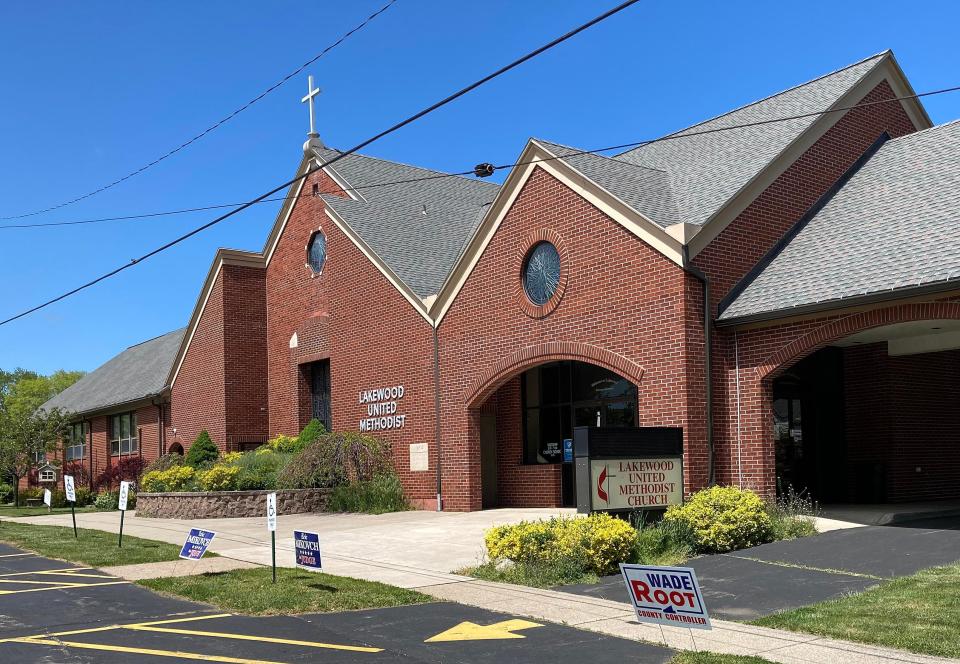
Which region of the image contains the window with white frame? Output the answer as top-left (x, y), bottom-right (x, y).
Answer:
top-left (38, 468), bottom-right (56, 482)
top-left (65, 422), bottom-right (88, 461)
top-left (110, 412), bottom-right (138, 456)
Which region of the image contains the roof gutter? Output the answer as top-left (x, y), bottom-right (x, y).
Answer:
top-left (682, 248), bottom-right (715, 486)
top-left (717, 279), bottom-right (960, 329)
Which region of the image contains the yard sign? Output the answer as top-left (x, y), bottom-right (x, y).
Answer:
top-left (293, 530), bottom-right (322, 572)
top-left (620, 563), bottom-right (711, 630)
top-left (43, 489), bottom-right (51, 507)
top-left (179, 529), bottom-right (216, 560)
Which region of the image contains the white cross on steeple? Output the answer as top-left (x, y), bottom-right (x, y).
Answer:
top-left (301, 75), bottom-right (321, 137)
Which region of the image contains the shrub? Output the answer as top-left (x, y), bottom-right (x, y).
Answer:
top-left (260, 434), bottom-right (299, 455)
top-left (74, 486), bottom-right (93, 507)
top-left (232, 450), bottom-right (291, 490)
top-left (664, 486), bottom-right (772, 554)
top-left (326, 474), bottom-right (410, 514)
top-left (93, 491), bottom-right (116, 510)
top-left (62, 461), bottom-right (90, 487)
top-left (767, 486), bottom-right (818, 541)
top-left (145, 453), bottom-right (184, 474)
top-left (94, 457), bottom-right (146, 490)
top-left (185, 431), bottom-right (219, 468)
top-left (297, 419), bottom-right (327, 448)
top-left (277, 432), bottom-right (389, 489)
top-left (197, 465), bottom-right (240, 492)
top-left (140, 466), bottom-right (196, 493)
top-left (0, 483), bottom-right (12, 504)
top-left (221, 451), bottom-right (243, 464)
top-left (633, 517), bottom-right (695, 565)
top-left (484, 513), bottom-right (640, 576)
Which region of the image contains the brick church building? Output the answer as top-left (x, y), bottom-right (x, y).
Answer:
top-left (45, 51), bottom-right (960, 510)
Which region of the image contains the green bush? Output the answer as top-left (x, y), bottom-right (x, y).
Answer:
top-left (140, 466), bottom-right (196, 493)
top-left (634, 518), bottom-right (695, 566)
top-left (184, 431), bottom-right (219, 468)
top-left (230, 450), bottom-right (291, 490)
top-left (327, 474), bottom-right (410, 514)
top-left (277, 431), bottom-right (389, 490)
top-left (197, 465), bottom-right (240, 491)
top-left (145, 453), bottom-right (184, 474)
top-left (74, 486), bottom-right (93, 507)
top-left (767, 486), bottom-right (818, 541)
top-left (93, 491), bottom-right (116, 510)
top-left (484, 513), bottom-right (640, 576)
top-left (0, 483), bottom-right (12, 503)
top-left (297, 419), bottom-right (326, 448)
top-left (664, 486), bottom-right (772, 554)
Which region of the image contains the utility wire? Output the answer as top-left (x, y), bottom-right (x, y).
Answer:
top-left (0, 0), bottom-right (643, 327)
top-left (4, 81), bottom-right (959, 232)
top-left (0, 0), bottom-right (399, 221)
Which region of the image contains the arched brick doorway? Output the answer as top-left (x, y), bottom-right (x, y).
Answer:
top-left (466, 343), bottom-right (644, 509)
top-left (736, 301), bottom-right (960, 504)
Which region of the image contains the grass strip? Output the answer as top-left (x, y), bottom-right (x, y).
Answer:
top-left (0, 521), bottom-right (185, 567)
top-left (0, 505), bottom-right (101, 518)
top-left (670, 654), bottom-right (775, 664)
top-left (754, 562), bottom-right (960, 659)
top-left (139, 567), bottom-right (432, 615)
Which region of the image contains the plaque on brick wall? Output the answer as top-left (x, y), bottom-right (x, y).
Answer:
top-left (410, 443), bottom-right (429, 472)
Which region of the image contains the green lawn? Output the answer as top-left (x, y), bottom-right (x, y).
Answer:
top-left (670, 654), bottom-right (775, 664)
top-left (139, 567), bottom-right (432, 615)
top-left (0, 521), bottom-right (184, 567)
top-left (754, 562), bottom-right (960, 659)
top-left (0, 504), bottom-right (101, 518)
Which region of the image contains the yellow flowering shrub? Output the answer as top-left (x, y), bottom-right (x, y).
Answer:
top-left (261, 434), bottom-right (299, 454)
top-left (664, 486), bottom-right (772, 553)
top-left (221, 452), bottom-right (243, 464)
top-left (140, 466), bottom-right (195, 493)
top-left (485, 513), bottom-right (638, 575)
top-left (197, 465), bottom-right (240, 491)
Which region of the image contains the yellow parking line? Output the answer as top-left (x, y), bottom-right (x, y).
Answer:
top-left (10, 638), bottom-right (294, 664)
top-left (0, 579), bottom-right (87, 587)
top-left (38, 570), bottom-right (116, 579)
top-left (125, 625), bottom-right (383, 653)
top-left (0, 581), bottom-right (129, 595)
top-left (0, 613), bottom-right (233, 642)
top-left (0, 567), bottom-right (90, 578)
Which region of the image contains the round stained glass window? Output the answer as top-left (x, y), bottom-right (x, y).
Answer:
top-left (523, 241), bottom-right (561, 306)
top-left (307, 231), bottom-right (327, 274)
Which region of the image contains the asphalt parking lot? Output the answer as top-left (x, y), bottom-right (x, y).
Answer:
top-left (559, 515), bottom-right (960, 620)
top-left (0, 542), bottom-right (673, 663)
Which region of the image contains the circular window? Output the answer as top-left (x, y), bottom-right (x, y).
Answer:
top-left (307, 231), bottom-right (327, 274)
top-left (522, 241), bottom-right (561, 306)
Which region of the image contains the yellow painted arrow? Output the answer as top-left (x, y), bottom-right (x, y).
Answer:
top-left (425, 619), bottom-right (542, 642)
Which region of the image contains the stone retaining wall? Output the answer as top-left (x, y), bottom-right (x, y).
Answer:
top-left (136, 488), bottom-right (331, 519)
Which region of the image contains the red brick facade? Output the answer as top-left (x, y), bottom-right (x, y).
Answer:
top-left (49, 62), bottom-right (960, 507)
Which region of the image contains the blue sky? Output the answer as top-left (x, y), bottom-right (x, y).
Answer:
top-left (2, 0), bottom-right (959, 374)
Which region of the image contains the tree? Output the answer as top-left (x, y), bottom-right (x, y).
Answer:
top-left (184, 431), bottom-right (219, 468)
top-left (0, 406), bottom-right (72, 506)
top-left (0, 368), bottom-right (83, 504)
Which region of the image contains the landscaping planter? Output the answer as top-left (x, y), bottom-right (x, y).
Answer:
top-left (136, 488), bottom-right (331, 519)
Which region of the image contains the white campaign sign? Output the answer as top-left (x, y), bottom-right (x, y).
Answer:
top-left (118, 481), bottom-right (131, 511)
top-left (64, 475), bottom-right (76, 503)
top-left (266, 492), bottom-right (277, 532)
top-left (43, 489), bottom-right (51, 507)
top-left (621, 563), bottom-right (711, 630)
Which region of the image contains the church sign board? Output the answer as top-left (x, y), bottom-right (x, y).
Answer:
top-left (575, 426), bottom-right (684, 514)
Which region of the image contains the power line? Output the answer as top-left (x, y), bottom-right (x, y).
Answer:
top-left (0, 0), bottom-right (399, 222)
top-left (0, 0), bottom-right (643, 327)
top-left (4, 81), bottom-right (959, 232)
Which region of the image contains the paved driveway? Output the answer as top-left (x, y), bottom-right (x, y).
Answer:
top-left (6, 507), bottom-right (573, 588)
top-left (559, 515), bottom-right (960, 620)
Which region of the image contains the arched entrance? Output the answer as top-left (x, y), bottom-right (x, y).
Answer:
top-left (764, 316), bottom-right (960, 504)
top-left (474, 360), bottom-right (639, 508)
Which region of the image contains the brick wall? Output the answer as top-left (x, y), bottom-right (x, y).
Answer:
top-left (223, 265), bottom-right (268, 447)
top-left (705, 81), bottom-right (920, 494)
top-left (265, 168), bottom-right (439, 507)
top-left (845, 343), bottom-right (960, 502)
top-left (437, 166), bottom-right (698, 511)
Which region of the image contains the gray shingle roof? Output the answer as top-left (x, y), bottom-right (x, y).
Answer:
top-left (41, 328), bottom-right (185, 415)
top-left (616, 52), bottom-right (887, 227)
top-left (719, 120), bottom-right (960, 321)
top-left (533, 140), bottom-right (681, 228)
top-left (313, 147), bottom-right (499, 298)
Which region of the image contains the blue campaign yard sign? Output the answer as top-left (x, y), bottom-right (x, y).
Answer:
top-left (294, 530), bottom-right (322, 571)
top-left (620, 563), bottom-right (711, 630)
top-left (179, 529), bottom-right (216, 560)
